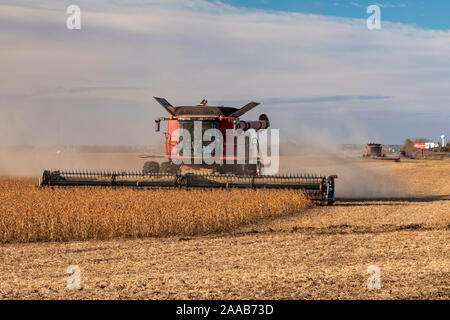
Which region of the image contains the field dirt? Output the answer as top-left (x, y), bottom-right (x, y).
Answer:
top-left (0, 154), bottom-right (449, 299)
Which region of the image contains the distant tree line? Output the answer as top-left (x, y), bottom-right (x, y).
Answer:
top-left (404, 138), bottom-right (449, 156)
top-left (442, 143), bottom-right (450, 152)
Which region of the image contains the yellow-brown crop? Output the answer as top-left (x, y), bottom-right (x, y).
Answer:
top-left (0, 177), bottom-right (311, 243)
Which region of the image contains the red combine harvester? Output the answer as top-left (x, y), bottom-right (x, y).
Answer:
top-left (364, 143), bottom-right (383, 158)
top-left (142, 97), bottom-right (269, 176)
top-left (40, 97), bottom-right (337, 205)
top-left (363, 142), bottom-right (401, 161)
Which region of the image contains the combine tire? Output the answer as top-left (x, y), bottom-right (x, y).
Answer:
top-left (160, 162), bottom-right (179, 174)
top-left (143, 161), bottom-right (159, 174)
top-left (160, 162), bottom-right (170, 173)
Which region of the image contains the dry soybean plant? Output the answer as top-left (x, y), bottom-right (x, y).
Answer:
top-left (0, 177), bottom-right (312, 243)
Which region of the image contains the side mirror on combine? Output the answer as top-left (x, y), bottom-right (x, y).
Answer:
top-left (154, 119), bottom-right (161, 132)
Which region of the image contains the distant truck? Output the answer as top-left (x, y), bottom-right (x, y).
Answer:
top-left (363, 143), bottom-right (401, 161)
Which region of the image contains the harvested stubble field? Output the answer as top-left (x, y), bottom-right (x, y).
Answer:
top-left (0, 154), bottom-right (449, 300)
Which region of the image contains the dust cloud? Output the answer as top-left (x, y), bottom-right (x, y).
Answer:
top-left (1, 141), bottom-right (406, 199)
top-left (1, 144), bottom-right (406, 199)
top-left (279, 142), bottom-right (405, 199)
top-left (0, 147), bottom-right (150, 177)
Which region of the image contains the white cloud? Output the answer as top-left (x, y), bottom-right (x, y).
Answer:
top-left (350, 2), bottom-right (406, 9)
top-left (0, 0), bottom-right (449, 146)
top-left (375, 3), bottom-right (407, 8)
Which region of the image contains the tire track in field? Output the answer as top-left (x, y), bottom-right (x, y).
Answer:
top-left (226, 223), bottom-right (448, 238)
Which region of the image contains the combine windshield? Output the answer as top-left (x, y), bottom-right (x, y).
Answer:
top-left (369, 147), bottom-right (379, 153)
top-left (178, 120), bottom-right (220, 157)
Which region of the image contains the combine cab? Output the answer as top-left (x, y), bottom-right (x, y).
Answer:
top-left (40, 97), bottom-right (337, 205)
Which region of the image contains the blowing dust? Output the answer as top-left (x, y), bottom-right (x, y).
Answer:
top-left (1, 142), bottom-right (406, 199)
top-left (0, 147), bottom-right (147, 177)
top-left (279, 142), bottom-right (405, 199)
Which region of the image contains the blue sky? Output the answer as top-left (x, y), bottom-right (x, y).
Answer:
top-left (0, 0), bottom-right (449, 146)
top-left (214, 0), bottom-right (450, 30)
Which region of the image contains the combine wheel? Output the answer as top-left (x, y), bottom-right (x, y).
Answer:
top-left (160, 162), bottom-right (171, 173)
top-left (160, 162), bottom-right (179, 174)
top-left (143, 161), bottom-right (160, 174)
